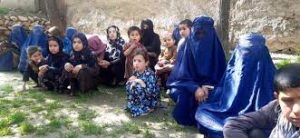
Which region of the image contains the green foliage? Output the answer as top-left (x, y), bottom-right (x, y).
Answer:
top-left (80, 121), bottom-right (102, 135)
top-left (19, 122), bottom-right (35, 135)
top-left (0, 7), bottom-right (10, 15)
top-left (276, 59), bottom-right (291, 69)
top-left (8, 112), bottom-right (26, 125)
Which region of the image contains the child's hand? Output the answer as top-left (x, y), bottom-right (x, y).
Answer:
top-left (64, 63), bottom-right (74, 72)
top-left (128, 76), bottom-right (137, 82)
top-left (39, 65), bottom-right (48, 72)
top-left (72, 65), bottom-right (82, 74)
top-left (38, 71), bottom-right (45, 77)
top-left (135, 79), bottom-right (146, 87)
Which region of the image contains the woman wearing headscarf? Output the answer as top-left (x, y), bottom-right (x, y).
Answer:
top-left (140, 19), bottom-right (161, 70)
top-left (195, 33), bottom-right (276, 137)
top-left (167, 16), bottom-right (226, 126)
top-left (18, 25), bottom-right (48, 73)
top-left (98, 25), bottom-right (125, 86)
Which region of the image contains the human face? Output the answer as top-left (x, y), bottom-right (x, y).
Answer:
top-left (129, 30), bottom-right (141, 43)
top-left (73, 38), bottom-right (84, 52)
top-left (108, 27), bottom-right (117, 40)
top-left (278, 87), bottom-right (300, 127)
top-left (163, 35), bottom-right (175, 48)
top-left (48, 40), bottom-right (60, 54)
top-left (30, 51), bottom-right (43, 64)
top-left (133, 54), bottom-right (148, 73)
top-left (179, 24), bottom-right (190, 38)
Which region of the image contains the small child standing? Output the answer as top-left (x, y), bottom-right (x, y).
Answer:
top-left (123, 26), bottom-right (146, 79)
top-left (155, 31), bottom-right (177, 88)
top-left (126, 48), bottom-right (160, 117)
top-left (60, 33), bottom-right (99, 96)
top-left (39, 36), bottom-right (69, 91)
top-left (22, 46), bottom-right (47, 90)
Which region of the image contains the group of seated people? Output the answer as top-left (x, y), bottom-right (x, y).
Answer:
top-left (1, 15), bottom-right (299, 138)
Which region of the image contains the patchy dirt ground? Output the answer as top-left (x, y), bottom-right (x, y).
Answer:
top-left (0, 71), bottom-right (203, 138)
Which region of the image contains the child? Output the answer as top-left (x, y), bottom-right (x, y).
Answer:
top-left (98, 25), bottom-right (125, 86)
top-left (177, 19), bottom-right (192, 51)
top-left (63, 27), bottom-right (78, 55)
top-left (22, 46), bottom-right (47, 90)
top-left (60, 33), bottom-right (99, 96)
top-left (88, 35), bottom-right (106, 61)
top-left (126, 48), bottom-right (160, 117)
top-left (224, 63), bottom-right (300, 138)
top-left (155, 31), bottom-right (177, 89)
top-left (123, 26), bottom-right (146, 79)
top-left (39, 36), bottom-right (69, 91)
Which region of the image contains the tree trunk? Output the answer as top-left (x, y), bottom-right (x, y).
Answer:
top-left (218, 0), bottom-right (231, 57)
top-left (44, 0), bottom-right (66, 34)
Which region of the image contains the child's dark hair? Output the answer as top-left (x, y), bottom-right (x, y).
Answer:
top-left (127, 26), bottom-right (141, 37)
top-left (274, 63), bottom-right (300, 93)
top-left (133, 48), bottom-right (149, 62)
top-left (179, 19), bottom-right (193, 29)
top-left (27, 46), bottom-right (42, 58)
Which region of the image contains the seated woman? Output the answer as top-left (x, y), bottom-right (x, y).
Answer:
top-left (167, 16), bottom-right (226, 126)
top-left (195, 33), bottom-right (276, 137)
top-left (98, 25), bottom-right (125, 86)
top-left (8, 24), bottom-right (28, 69)
top-left (140, 19), bottom-right (161, 71)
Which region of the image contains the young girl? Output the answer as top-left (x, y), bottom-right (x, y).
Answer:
top-left (22, 46), bottom-right (47, 90)
top-left (123, 26), bottom-right (146, 79)
top-left (98, 25), bottom-right (125, 86)
top-left (126, 48), bottom-right (160, 117)
top-left (155, 31), bottom-right (177, 89)
top-left (60, 33), bottom-right (99, 96)
top-left (39, 36), bottom-right (69, 91)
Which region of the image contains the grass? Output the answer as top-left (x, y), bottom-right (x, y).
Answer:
top-left (0, 128), bottom-right (12, 136)
top-left (8, 112), bottom-right (26, 125)
top-left (47, 101), bottom-right (64, 111)
top-left (122, 122), bottom-right (141, 134)
top-left (62, 131), bottom-right (79, 138)
top-left (0, 7), bottom-right (10, 15)
top-left (80, 121), bottom-right (103, 135)
top-left (78, 109), bottom-right (96, 121)
top-left (19, 122), bottom-right (35, 135)
top-left (48, 119), bottom-right (64, 130)
top-left (276, 59), bottom-right (291, 69)
top-left (143, 129), bottom-right (155, 138)
top-left (0, 84), bottom-right (13, 93)
top-left (0, 119), bottom-right (9, 129)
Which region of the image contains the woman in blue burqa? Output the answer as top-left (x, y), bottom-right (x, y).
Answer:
top-left (63, 27), bottom-right (77, 55)
top-left (195, 33), bottom-right (276, 137)
top-left (167, 16), bottom-right (226, 126)
top-left (18, 25), bottom-right (48, 73)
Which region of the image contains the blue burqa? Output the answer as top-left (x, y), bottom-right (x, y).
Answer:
top-left (166, 16), bottom-right (226, 126)
top-left (195, 33), bottom-right (276, 137)
top-left (63, 27), bottom-right (77, 55)
top-left (18, 25), bottom-right (48, 73)
top-left (8, 24), bottom-right (28, 51)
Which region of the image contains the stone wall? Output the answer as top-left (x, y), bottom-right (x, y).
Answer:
top-left (0, 15), bottom-right (50, 41)
top-left (229, 0), bottom-right (300, 53)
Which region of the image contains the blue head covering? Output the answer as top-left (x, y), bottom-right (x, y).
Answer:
top-left (18, 25), bottom-right (48, 73)
top-left (8, 24), bottom-right (28, 51)
top-left (166, 16), bottom-right (226, 126)
top-left (167, 16), bottom-right (226, 92)
top-left (195, 33), bottom-right (276, 136)
top-left (63, 27), bottom-right (77, 55)
top-left (172, 25), bottom-right (181, 45)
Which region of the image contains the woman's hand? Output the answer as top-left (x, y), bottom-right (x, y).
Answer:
top-left (135, 79), bottom-right (146, 87)
top-left (195, 86), bottom-right (209, 103)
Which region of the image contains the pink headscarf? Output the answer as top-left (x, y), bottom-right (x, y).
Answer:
top-left (87, 35), bottom-right (107, 59)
